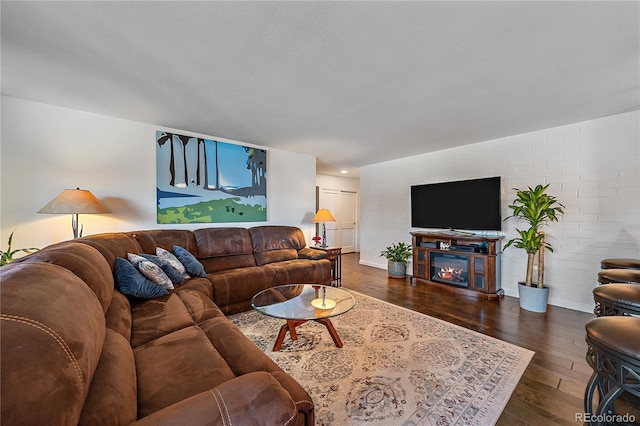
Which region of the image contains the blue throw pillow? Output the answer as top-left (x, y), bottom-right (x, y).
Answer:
top-left (173, 245), bottom-right (206, 278)
top-left (139, 253), bottom-right (185, 285)
top-left (114, 257), bottom-right (169, 299)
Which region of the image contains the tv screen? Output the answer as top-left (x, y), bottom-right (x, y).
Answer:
top-left (411, 176), bottom-right (502, 231)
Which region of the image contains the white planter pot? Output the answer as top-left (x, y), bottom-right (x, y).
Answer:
top-left (518, 282), bottom-right (549, 313)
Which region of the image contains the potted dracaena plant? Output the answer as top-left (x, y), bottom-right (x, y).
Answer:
top-left (380, 241), bottom-right (413, 279)
top-left (1, 230), bottom-right (38, 267)
top-left (503, 184), bottom-right (565, 312)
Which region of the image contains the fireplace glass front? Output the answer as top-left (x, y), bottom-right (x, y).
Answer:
top-left (430, 252), bottom-right (469, 287)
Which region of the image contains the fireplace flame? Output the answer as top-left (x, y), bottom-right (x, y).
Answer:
top-left (438, 266), bottom-right (464, 282)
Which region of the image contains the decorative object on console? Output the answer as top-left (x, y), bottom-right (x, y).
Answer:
top-left (312, 209), bottom-right (336, 248)
top-left (380, 241), bottom-right (413, 279)
top-left (37, 188), bottom-right (111, 238)
top-left (311, 235), bottom-right (322, 247)
top-left (0, 230), bottom-right (38, 266)
top-left (503, 183), bottom-right (565, 313)
top-left (437, 241), bottom-right (451, 250)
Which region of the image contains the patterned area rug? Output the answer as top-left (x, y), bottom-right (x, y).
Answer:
top-left (230, 291), bottom-right (533, 426)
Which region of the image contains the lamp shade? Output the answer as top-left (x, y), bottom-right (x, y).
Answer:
top-left (38, 189), bottom-right (111, 214)
top-left (313, 209), bottom-right (336, 223)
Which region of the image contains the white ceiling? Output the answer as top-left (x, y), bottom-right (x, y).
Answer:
top-left (2, 1), bottom-right (638, 177)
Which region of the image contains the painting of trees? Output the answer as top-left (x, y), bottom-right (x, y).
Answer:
top-left (156, 130), bottom-right (267, 223)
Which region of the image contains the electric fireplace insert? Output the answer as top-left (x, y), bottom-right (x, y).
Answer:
top-left (430, 252), bottom-right (469, 287)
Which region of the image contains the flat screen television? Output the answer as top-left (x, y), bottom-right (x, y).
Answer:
top-left (411, 176), bottom-right (502, 231)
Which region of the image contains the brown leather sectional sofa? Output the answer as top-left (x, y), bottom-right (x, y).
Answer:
top-left (1, 225), bottom-right (331, 425)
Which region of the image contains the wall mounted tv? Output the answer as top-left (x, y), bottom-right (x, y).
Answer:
top-left (411, 176), bottom-right (502, 231)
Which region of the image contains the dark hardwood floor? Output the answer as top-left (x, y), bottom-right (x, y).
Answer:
top-left (339, 252), bottom-right (639, 425)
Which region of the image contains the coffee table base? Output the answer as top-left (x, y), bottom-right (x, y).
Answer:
top-left (273, 319), bottom-right (343, 351)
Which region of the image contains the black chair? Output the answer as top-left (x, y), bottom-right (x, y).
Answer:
top-left (597, 269), bottom-right (640, 286)
top-left (601, 258), bottom-right (640, 270)
top-left (593, 284), bottom-right (640, 317)
top-left (584, 316), bottom-right (640, 425)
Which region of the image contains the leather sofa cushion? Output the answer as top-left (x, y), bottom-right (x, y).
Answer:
top-left (175, 288), bottom-right (226, 324)
top-left (194, 228), bottom-right (257, 272)
top-left (255, 248), bottom-right (299, 266)
top-left (76, 233), bottom-right (143, 271)
top-left (134, 326), bottom-right (236, 418)
top-left (250, 226), bottom-right (308, 266)
top-left (105, 290), bottom-right (133, 342)
top-left (0, 262), bottom-right (105, 425)
top-left (132, 372), bottom-right (298, 426)
top-left (270, 370), bottom-right (315, 426)
top-left (250, 226), bottom-right (307, 252)
top-left (79, 329), bottom-right (137, 425)
top-left (199, 253), bottom-right (257, 273)
top-left (299, 247), bottom-right (329, 260)
top-left (130, 294), bottom-right (195, 348)
top-left (267, 259), bottom-right (332, 285)
top-left (13, 241), bottom-right (115, 314)
top-left (199, 316), bottom-right (281, 375)
top-left (208, 266), bottom-right (276, 315)
top-left (178, 276), bottom-right (214, 299)
top-left (130, 230), bottom-right (197, 256)
top-left (194, 227), bottom-right (254, 257)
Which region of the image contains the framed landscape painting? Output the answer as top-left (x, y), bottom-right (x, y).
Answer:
top-left (156, 131), bottom-right (267, 224)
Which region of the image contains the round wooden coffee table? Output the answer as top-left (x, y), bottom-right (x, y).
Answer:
top-left (251, 284), bottom-right (356, 351)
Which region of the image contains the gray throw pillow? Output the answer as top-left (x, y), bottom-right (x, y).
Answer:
top-left (139, 253), bottom-right (185, 285)
top-left (127, 253), bottom-right (174, 290)
top-left (156, 247), bottom-right (190, 280)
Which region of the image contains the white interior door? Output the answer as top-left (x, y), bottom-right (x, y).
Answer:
top-left (318, 188), bottom-right (358, 253)
top-left (319, 189), bottom-right (339, 247)
top-left (337, 191), bottom-right (357, 253)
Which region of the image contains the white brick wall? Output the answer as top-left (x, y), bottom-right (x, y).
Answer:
top-left (360, 110), bottom-right (639, 312)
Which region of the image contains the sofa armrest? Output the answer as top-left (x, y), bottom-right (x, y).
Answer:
top-left (298, 247), bottom-right (328, 260)
top-left (132, 372), bottom-right (298, 426)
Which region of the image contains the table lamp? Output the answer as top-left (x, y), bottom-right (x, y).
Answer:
top-left (38, 188), bottom-right (111, 238)
top-left (312, 209), bottom-right (336, 248)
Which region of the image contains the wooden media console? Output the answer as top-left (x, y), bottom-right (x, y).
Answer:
top-left (411, 231), bottom-right (503, 300)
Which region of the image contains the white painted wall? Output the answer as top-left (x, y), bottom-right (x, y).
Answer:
top-left (1, 96), bottom-right (318, 249)
top-left (360, 111), bottom-right (640, 313)
top-left (316, 174), bottom-right (360, 193)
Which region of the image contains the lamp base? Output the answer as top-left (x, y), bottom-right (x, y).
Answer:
top-left (311, 298), bottom-right (336, 310)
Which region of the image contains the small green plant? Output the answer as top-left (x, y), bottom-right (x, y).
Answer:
top-left (380, 242), bottom-right (413, 263)
top-left (503, 184), bottom-right (565, 288)
top-left (1, 230), bottom-right (38, 266)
